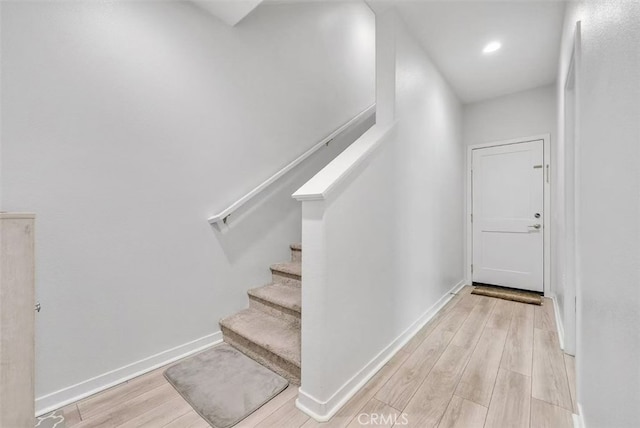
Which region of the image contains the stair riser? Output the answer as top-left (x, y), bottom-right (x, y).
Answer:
top-left (249, 297), bottom-right (300, 327)
top-left (271, 270), bottom-right (301, 287)
top-left (291, 248), bottom-right (301, 262)
top-left (221, 327), bottom-right (300, 385)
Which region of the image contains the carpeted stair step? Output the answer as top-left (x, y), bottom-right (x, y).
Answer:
top-left (248, 283), bottom-right (301, 326)
top-left (290, 243), bottom-right (301, 262)
top-left (270, 261), bottom-right (301, 287)
top-left (220, 308), bottom-right (300, 384)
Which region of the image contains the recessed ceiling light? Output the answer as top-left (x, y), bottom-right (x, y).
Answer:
top-left (483, 41), bottom-right (502, 54)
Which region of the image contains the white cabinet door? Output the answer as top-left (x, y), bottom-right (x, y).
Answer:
top-left (0, 213), bottom-right (35, 427)
top-left (472, 140), bottom-right (544, 292)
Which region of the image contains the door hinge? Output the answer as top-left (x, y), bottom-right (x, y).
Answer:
top-left (471, 213), bottom-right (473, 222)
top-left (471, 264), bottom-right (474, 273)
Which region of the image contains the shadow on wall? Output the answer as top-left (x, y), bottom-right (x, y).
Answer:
top-left (214, 113), bottom-right (376, 264)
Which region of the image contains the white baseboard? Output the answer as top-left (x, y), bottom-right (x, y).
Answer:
top-left (35, 331), bottom-right (222, 416)
top-left (549, 294), bottom-right (565, 350)
top-left (573, 403), bottom-right (585, 428)
top-left (296, 280), bottom-right (466, 421)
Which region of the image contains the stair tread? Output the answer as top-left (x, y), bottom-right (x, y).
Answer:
top-left (248, 283), bottom-right (301, 313)
top-left (290, 243), bottom-right (302, 251)
top-left (220, 308), bottom-right (300, 367)
top-left (270, 261), bottom-right (301, 278)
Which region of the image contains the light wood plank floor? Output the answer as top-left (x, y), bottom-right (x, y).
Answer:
top-left (61, 286), bottom-right (575, 427)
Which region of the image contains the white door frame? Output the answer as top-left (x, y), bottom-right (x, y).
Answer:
top-left (561, 21), bottom-right (581, 357)
top-left (465, 134), bottom-right (551, 295)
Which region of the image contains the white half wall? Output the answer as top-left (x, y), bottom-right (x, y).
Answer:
top-left (0, 0), bottom-right (375, 413)
top-left (294, 10), bottom-right (465, 420)
top-left (558, 1), bottom-right (640, 426)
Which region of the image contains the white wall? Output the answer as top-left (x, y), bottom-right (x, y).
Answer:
top-left (462, 84), bottom-right (556, 147)
top-left (0, 0), bottom-right (375, 412)
top-left (394, 14), bottom-right (465, 331)
top-left (294, 10), bottom-right (464, 420)
top-left (557, 1), bottom-right (640, 426)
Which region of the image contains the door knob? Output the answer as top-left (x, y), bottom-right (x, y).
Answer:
top-left (528, 224), bottom-right (541, 229)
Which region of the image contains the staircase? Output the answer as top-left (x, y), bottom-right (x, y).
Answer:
top-left (219, 243), bottom-right (302, 384)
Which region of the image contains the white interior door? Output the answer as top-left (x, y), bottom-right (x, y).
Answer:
top-left (472, 140), bottom-right (544, 292)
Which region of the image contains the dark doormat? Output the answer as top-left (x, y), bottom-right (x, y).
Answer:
top-left (472, 284), bottom-right (543, 305)
top-left (164, 343), bottom-right (288, 428)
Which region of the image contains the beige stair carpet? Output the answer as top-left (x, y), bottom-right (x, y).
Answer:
top-left (220, 307), bottom-right (301, 384)
top-left (472, 284), bottom-right (542, 305)
top-left (164, 344), bottom-right (288, 428)
top-left (219, 243), bottom-right (302, 385)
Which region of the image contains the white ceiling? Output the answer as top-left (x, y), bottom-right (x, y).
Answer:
top-left (395, 1), bottom-right (566, 103)
top-left (191, 0), bottom-right (263, 26)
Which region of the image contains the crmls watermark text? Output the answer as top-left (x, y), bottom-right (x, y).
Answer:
top-left (356, 412), bottom-right (409, 425)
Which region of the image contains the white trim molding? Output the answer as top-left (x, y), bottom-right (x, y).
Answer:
top-left (465, 134), bottom-right (552, 293)
top-left (550, 294), bottom-right (566, 351)
top-left (573, 403), bottom-right (585, 428)
top-left (295, 280), bottom-right (466, 421)
top-left (35, 332), bottom-right (222, 416)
